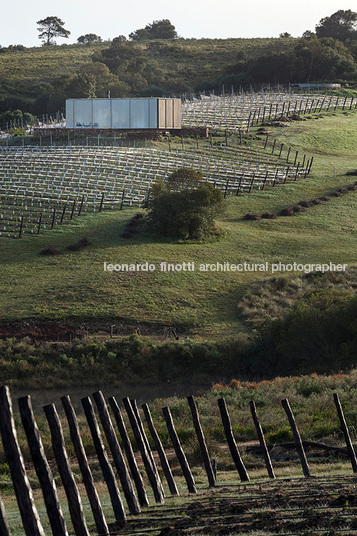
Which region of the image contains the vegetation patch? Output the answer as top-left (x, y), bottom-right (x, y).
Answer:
top-left (238, 266), bottom-right (357, 330)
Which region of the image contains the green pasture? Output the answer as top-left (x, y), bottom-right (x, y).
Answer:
top-left (1, 110), bottom-right (357, 339)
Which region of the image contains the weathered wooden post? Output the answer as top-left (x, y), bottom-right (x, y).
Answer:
top-left (294, 150), bottom-right (299, 166)
top-left (81, 396), bottom-right (127, 523)
top-left (122, 397), bottom-right (164, 504)
top-left (60, 203), bottom-right (67, 224)
top-left (162, 406), bottom-right (197, 493)
top-left (281, 398), bottom-right (310, 478)
top-left (249, 400), bottom-right (275, 479)
top-left (108, 397), bottom-right (149, 507)
top-left (130, 399), bottom-right (158, 474)
top-left (264, 134), bottom-right (269, 149)
top-left (0, 496), bottom-right (11, 536)
top-left (0, 386), bottom-right (45, 536)
top-left (92, 391), bottom-right (140, 515)
top-left (99, 193), bottom-right (105, 212)
top-left (78, 196), bottom-right (85, 216)
top-left (142, 403), bottom-right (179, 495)
top-left (217, 398), bottom-right (249, 482)
top-left (333, 393), bottom-right (357, 473)
top-left (120, 189), bottom-right (125, 210)
top-left (18, 216), bottom-right (24, 238)
top-left (43, 404), bottom-right (90, 536)
top-left (37, 213), bottom-right (42, 234)
top-left (51, 209), bottom-right (56, 229)
top-left (70, 200), bottom-right (76, 220)
top-left (187, 395), bottom-right (216, 487)
top-left (61, 396), bottom-right (109, 536)
top-left (18, 396), bottom-right (68, 536)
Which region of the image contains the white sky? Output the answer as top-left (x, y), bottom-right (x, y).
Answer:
top-left (1, 0), bottom-right (352, 47)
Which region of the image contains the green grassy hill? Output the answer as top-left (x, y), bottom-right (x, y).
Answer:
top-left (1, 110), bottom-right (357, 341)
top-left (0, 37), bottom-right (296, 117)
top-left (0, 38), bottom-right (294, 85)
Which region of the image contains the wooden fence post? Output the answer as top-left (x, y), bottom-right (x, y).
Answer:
top-left (162, 406), bottom-right (197, 494)
top-left (281, 398), bottom-right (310, 478)
top-left (18, 216), bottom-right (24, 238)
top-left (333, 393), bottom-right (357, 473)
top-left (61, 396), bottom-right (110, 536)
top-left (217, 398), bottom-right (249, 482)
top-left (70, 200), bottom-right (76, 220)
top-left (130, 398), bottom-right (166, 496)
top-left (122, 397), bottom-right (164, 504)
top-left (60, 203), bottom-right (67, 224)
top-left (249, 400), bottom-right (275, 479)
top-left (120, 190), bottom-right (125, 210)
top-left (18, 396), bottom-right (68, 536)
top-left (92, 391), bottom-right (140, 515)
top-left (99, 193), bottom-right (105, 212)
top-left (187, 396), bottom-right (216, 487)
top-left (108, 397), bottom-right (149, 507)
top-left (43, 404), bottom-right (90, 536)
top-left (0, 495), bottom-right (11, 536)
top-left (0, 386), bottom-right (45, 536)
top-left (51, 209), bottom-right (56, 229)
top-left (81, 396), bottom-right (126, 524)
top-left (78, 196), bottom-right (84, 216)
top-left (142, 403), bottom-right (179, 495)
top-left (37, 213), bottom-right (42, 234)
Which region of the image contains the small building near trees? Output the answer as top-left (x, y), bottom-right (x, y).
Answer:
top-left (65, 97), bottom-right (181, 130)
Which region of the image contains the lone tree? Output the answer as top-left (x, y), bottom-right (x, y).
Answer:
top-left (149, 168), bottom-right (224, 241)
top-left (37, 16), bottom-right (70, 46)
top-left (315, 10), bottom-right (357, 42)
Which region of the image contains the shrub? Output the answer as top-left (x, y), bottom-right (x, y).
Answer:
top-left (266, 426), bottom-right (293, 444)
top-left (40, 247), bottom-right (60, 255)
top-left (261, 211), bottom-right (277, 219)
top-left (292, 204), bottom-right (304, 212)
top-left (244, 213), bottom-right (261, 220)
top-left (268, 288), bottom-right (357, 372)
top-left (149, 171), bottom-right (224, 241)
top-left (298, 200), bottom-right (313, 207)
top-left (67, 237), bottom-right (90, 251)
top-left (279, 207), bottom-right (294, 216)
top-left (330, 190), bottom-right (343, 197)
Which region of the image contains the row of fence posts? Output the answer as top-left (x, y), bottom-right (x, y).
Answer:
top-left (0, 386), bottom-right (356, 535)
top-left (245, 95), bottom-right (357, 132)
top-left (15, 192), bottom-right (123, 238)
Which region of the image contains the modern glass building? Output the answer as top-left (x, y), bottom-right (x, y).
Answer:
top-left (65, 98), bottom-right (182, 130)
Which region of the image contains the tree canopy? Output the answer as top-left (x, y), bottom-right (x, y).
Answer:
top-left (37, 16), bottom-right (70, 46)
top-left (315, 9), bottom-right (357, 42)
top-left (77, 34), bottom-right (102, 44)
top-left (129, 19), bottom-right (177, 40)
top-left (149, 169), bottom-right (224, 241)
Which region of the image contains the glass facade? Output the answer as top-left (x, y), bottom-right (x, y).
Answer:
top-left (65, 98), bottom-right (181, 130)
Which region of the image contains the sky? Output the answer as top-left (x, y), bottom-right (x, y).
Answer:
top-left (1, 0), bottom-right (352, 48)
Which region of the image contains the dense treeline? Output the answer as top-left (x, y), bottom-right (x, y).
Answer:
top-left (1, 10), bottom-right (357, 126)
top-left (199, 35), bottom-right (357, 91)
